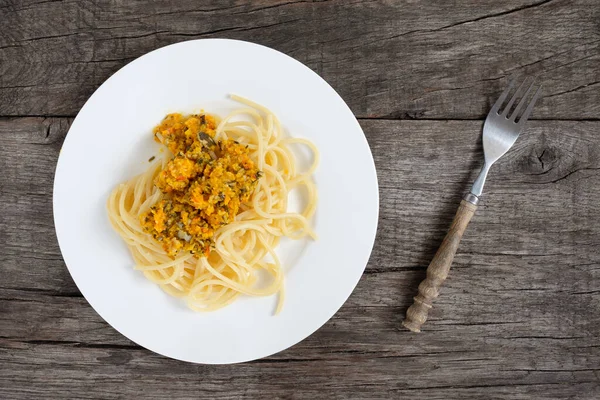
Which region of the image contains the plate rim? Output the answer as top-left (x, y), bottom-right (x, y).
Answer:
top-left (53, 38), bottom-right (380, 364)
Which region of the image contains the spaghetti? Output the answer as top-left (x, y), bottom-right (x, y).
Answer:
top-left (107, 95), bottom-right (318, 313)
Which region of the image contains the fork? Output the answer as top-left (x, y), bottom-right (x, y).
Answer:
top-left (402, 78), bottom-right (542, 332)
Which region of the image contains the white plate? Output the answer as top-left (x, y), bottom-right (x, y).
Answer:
top-left (53, 39), bottom-right (378, 364)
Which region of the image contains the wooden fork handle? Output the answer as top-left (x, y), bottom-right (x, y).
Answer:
top-left (402, 197), bottom-right (478, 332)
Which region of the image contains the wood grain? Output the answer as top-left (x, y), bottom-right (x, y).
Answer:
top-left (0, 0), bottom-right (599, 119)
top-left (2, 1), bottom-right (600, 398)
top-left (1, 116), bottom-right (599, 398)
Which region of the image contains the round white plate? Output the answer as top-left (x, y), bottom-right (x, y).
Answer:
top-left (53, 39), bottom-right (378, 364)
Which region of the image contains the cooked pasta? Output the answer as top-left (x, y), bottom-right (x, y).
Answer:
top-left (107, 95), bottom-right (318, 313)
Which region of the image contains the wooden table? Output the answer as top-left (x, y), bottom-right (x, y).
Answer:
top-left (1, 1), bottom-right (599, 399)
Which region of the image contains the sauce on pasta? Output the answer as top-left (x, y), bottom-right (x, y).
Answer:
top-left (107, 95), bottom-right (318, 313)
top-left (140, 113), bottom-right (261, 257)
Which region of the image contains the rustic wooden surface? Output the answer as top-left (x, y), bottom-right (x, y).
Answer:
top-left (1, 0), bottom-right (599, 399)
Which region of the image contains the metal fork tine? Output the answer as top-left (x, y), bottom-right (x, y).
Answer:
top-left (509, 80), bottom-right (535, 121)
top-left (517, 85), bottom-right (542, 125)
top-left (491, 79), bottom-right (515, 114)
top-left (501, 79), bottom-right (529, 117)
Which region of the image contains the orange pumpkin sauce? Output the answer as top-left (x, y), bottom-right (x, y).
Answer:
top-left (140, 113), bottom-right (261, 257)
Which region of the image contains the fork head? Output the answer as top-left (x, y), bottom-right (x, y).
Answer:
top-left (482, 77), bottom-right (542, 164)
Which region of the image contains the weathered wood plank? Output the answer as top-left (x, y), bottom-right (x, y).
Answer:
top-left (2, 117), bottom-right (599, 290)
top-left (1, 290), bottom-right (600, 399)
top-left (3, 286), bottom-right (600, 356)
top-left (2, 285), bottom-right (600, 397)
top-left (1, 338), bottom-right (599, 400)
top-left (0, 117), bottom-right (76, 294)
top-left (2, 1), bottom-right (599, 398)
top-left (1, 116), bottom-right (599, 398)
top-left (0, 0), bottom-right (599, 118)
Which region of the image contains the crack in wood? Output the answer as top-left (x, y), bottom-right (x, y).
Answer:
top-left (0, 287), bottom-right (81, 298)
top-left (370, 0), bottom-right (557, 45)
top-left (0, 0), bottom-right (64, 13)
top-left (231, 0), bottom-right (314, 16)
top-left (545, 80), bottom-right (600, 99)
top-left (6, 31), bottom-right (82, 45)
top-left (0, 338), bottom-right (139, 350)
top-left (94, 30), bottom-right (170, 42)
top-left (364, 266), bottom-right (426, 274)
top-left (547, 166), bottom-right (600, 184)
top-left (394, 381), bottom-right (600, 392)
top-left (168, 18), bottom-right (302, 38)
top-left (504, 39), bottom-right (600, 73)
